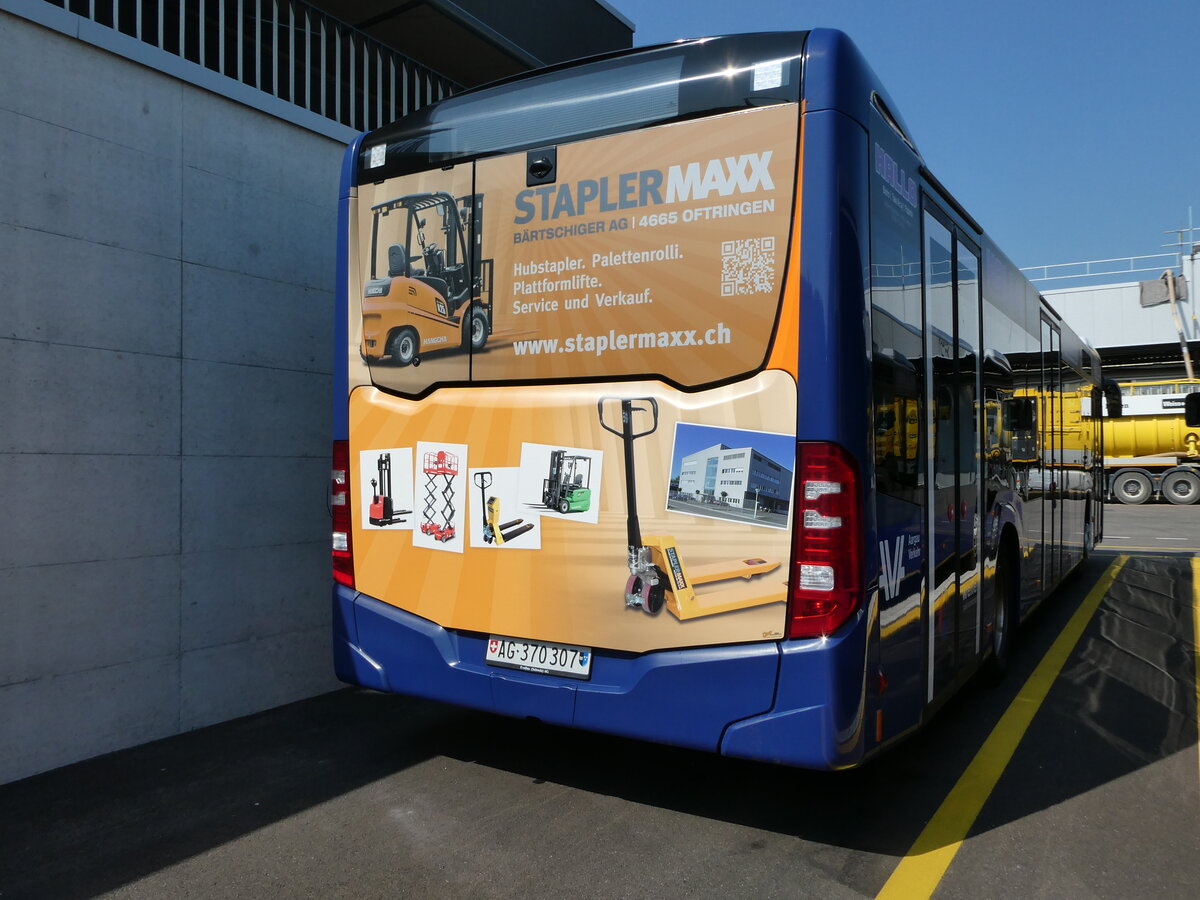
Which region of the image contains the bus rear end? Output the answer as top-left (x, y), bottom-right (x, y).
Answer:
top-left (332, 31), bottom-right (873, 769)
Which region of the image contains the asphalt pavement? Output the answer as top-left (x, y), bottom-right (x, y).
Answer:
top-left (1, 503), bottom-right (1197, 899)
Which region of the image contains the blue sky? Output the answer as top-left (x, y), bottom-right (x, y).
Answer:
top-left (610, 1), bottom-right (1199, 286)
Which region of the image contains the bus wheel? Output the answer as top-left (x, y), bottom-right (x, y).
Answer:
top-left (1162, 469), bottom-right (1200, 505)
top-left (388, 327), bottom-right (418, 367)
top-left (984, 552), bottom-right (1016, 685)
top-left (1113, 471), bottom-right (1151, 505)
top-left (465, 307), bottom-right (489, 351)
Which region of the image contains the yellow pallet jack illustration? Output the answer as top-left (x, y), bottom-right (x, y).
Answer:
top-left (473, 471), bottom-right (534, 545)
top-left (598, 396), bottom-right (785, 620)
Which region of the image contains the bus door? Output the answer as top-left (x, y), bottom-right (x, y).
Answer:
top-left (922, 207), bottom-right (983, 700)
top-left (955, 237), bottom-right (982, 661)
top-left (1040, 316), bottom-right (1061, 589)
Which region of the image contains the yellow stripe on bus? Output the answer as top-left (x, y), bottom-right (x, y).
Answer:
top-left (876, 555), bottom-right (1127, 900)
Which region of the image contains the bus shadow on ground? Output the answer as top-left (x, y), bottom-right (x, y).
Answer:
top-left (0, 555), bottom-right (1193, 897)
top-left (429, 552), bottom-right (1197, 853)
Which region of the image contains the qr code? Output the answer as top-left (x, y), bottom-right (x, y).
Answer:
top-left (721, 237), bottom-right (776, 296)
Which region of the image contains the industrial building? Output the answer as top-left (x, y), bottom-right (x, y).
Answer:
top-left (1042, 243), bottom-right (1199, 381)
top-left (677, 443), bottom-right (793, 514)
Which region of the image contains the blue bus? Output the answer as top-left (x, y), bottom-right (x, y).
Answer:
top-left (330, 29), bottom-right (1111, 769)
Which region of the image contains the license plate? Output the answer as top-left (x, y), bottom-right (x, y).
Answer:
top-left (485, 635), bottom-right (592, 680)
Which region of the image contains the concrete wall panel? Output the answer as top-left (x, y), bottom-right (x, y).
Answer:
top-left (182, 263), bottom-right (330, 372)
top-left (0, 453), bottom-right (181, 569)
top-left (181, 88), bottom-right (337, 205)
top-left (0, 555), bottom-right (180, 687)
top-left (0, 655), bottom-right (180, 785)
top-left (0, 12), bottom-right (182, 160)
top-left (0, 339), bottom-right (180, 455)
top-left (181, 167), bottom-right (332, 290)
top-left (0, 223), bottom-right (182, 354)
top-left (0, 107), bottom-right (182, 258)
top-left (179, 626), bottom-right (338, 731)
top-left (182, 360), bottom-right (329, 458)
top-left (181, 542), bottom-right (328, 652)
top-left (181, 457), bottom-right (329, 554)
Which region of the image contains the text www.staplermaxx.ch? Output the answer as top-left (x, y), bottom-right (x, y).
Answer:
top-left (512, 323), bottom-right (732, 358)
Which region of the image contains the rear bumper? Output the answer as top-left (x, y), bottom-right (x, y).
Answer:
top-left (333, 585), bottom-right (867, 769)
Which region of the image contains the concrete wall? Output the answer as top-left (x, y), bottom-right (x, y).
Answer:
top-left (0, 9), bottom-right (349, 783)
top-left (1046, 255), bottom-right (1199, 351)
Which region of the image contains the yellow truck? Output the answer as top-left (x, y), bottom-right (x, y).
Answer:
top-left (1097, 380), bottom-right (1200, 504)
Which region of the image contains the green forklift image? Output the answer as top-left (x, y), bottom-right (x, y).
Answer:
top-left (542, 450), bottom-right (592, 514)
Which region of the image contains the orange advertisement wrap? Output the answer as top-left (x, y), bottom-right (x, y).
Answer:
top-left (350, 371), bottom-right (798, 653)
top-left (350, 104), bottom-right (799, 394)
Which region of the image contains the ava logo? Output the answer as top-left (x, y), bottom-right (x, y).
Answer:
top-left (579, 652), bottom-right (590, 666)
top-left (879, 536), bottom-right (906, 601)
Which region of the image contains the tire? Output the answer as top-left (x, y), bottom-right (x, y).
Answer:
top-left (1162, 469), bottom-right (1200, 505)
top-left (387, 327), bottom-right (418, 367)
top-left (464, 307), bottom-right (488, 351)
top-left (1113, 470), bottom-right (1152, 505)
top-left (983, 550), bottom-right (1017, 685)
top-left (559, 497), bottom-right (572, 515)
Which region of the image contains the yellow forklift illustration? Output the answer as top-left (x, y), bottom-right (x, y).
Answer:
top-left (361, 192), bottom-right (494, 367)
top-left (473, 471), bottom-right (534, 545)
top-left (598, 397), bottom-right (784, 620)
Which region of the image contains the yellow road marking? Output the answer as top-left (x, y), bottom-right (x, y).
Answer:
top-left (1100, 545), bottom-right (1200, 553)
top-left (1192, 557), bottom-right (1200, 793)
top-left (876, 556), bottom-right (1127, 900)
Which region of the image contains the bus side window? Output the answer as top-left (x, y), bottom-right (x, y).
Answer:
top-left (872, 348), bottom-right (921, 503)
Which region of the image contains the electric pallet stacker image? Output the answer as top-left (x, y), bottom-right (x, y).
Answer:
top-left (542, 450), bottom-right (593, 514)
top-left (368, 452), bottom-right (411, 526)
top-left (360, 191), bottom-right (494, 367)
top-left (420, 450), bottom-right (459, 543)
top-left (473, 471), bottom-right (534, 545)
top-left (598, 396), bottom-right (784, 620)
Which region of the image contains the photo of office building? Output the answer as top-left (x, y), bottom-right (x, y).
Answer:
top-left (669, 424), bottom-right (794, 528)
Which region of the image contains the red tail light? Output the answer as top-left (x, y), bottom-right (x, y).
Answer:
top-left (786, 442), bottom-right (862, 638)
top-left (331, 440), bottom-right (355, 588)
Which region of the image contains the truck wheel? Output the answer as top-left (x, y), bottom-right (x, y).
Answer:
top-left (387, 327), bottom-right (418, 367)
top-left (1162, 469), bottom-right (1200, 505)
top-left (1113, 471), bottom-right (1152, 505)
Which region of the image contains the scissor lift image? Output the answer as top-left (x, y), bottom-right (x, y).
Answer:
top-left (420, 450), bottom-right (459, 542)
